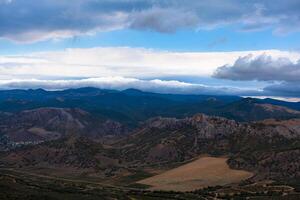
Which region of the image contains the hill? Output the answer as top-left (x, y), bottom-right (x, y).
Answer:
top-left (0, 108), bottom-right (127, 151)
top-left (2, 114), bottom-right (300, 183)
top-left (0, 88), bottom-right (299, 127)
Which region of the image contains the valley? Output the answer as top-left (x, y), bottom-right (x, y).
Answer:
top-left (137, 156), bottom-right (253, 192)
top-left (0, 88), bottom-right (300, 199)
top-left (2, 0), bottom-right (300, 198)
top-left (0, 167), bottom-right (299, 200)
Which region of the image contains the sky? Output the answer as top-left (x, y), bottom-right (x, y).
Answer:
top-left (1, 0), bottom-right (300, 99)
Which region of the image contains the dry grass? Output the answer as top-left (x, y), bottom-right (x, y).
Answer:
top-left (137, 156), bottom-right (253, 192)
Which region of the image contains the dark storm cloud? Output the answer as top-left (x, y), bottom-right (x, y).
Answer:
top-left (213, 54), bottom-right (300, 82)
top-left (1, 0), bottom-right (300, 42)
top-left (212, 53), bottom-right (300, 97)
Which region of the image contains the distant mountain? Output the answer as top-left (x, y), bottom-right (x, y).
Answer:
top-left (0, 88), bottom-right (240, 126)
top-left (0, 88), bottom-right (300, 127)
top-left (214, 98), bottom-right (300, 122)
top-left (258, 98), bottom-right (300, 111)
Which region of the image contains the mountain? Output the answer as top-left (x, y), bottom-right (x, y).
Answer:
top-left (1, 110), bottom-right (300, 199)
top-left (2, 114), bottom-right (300, 183)
top-left (0, 88), bottom-right (240, 126)
top-left (215, 98), bottom-right (300, 122)
top-left (0, 108), bottom-right (128, 145)
top-left (118, 114), bottom-right (300, 181)
top-left (0, 88), bottom-right (300, 183)
top-left (0, 88), bottom-right (300, 127)
top-left (259, 98), bottom-right (300, 111)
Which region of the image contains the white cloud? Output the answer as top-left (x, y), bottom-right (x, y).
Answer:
top-left (1, 47), bottom-right (299, 79)
top-left (0, 76), bottom-right (259, 96)
top-left (1, 47), bottom-right (300, 97)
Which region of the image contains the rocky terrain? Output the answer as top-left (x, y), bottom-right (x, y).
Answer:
top-left (1, 113), bottom-right (299, 184)
top-left (0, 88), bottom-right (300, 199)
top-left (0, 108), bottom-right (128, 149)
top-left (115, 114), bottom-right (300, 181)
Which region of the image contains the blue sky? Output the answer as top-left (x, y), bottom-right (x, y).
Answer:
top-left (2, 28), bottom-right (300, 55)
top-left (0, 0), bottom-right (300, 99)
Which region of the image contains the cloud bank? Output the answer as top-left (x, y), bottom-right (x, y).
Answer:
top-left (213, 54), bottom-right (300, 82)
top-left (1, 0), bottom-right (300, 42)
top-left (213, 54), bottom-right (300, 97)
top-left (1, 47), bottom-right (297, 79)
top-left (1, 76), bottom-right (300, 98)
top-left (0, 76), bottom-right (260, 96)
top-left (1, 47), bottom-right (300, 97)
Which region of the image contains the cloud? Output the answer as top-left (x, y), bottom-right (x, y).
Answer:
top-left (1, 47), bottom-right (300, 97)
top-left (0, 47), bottom-right (298, 79)
top-left (0, 0), bottom-right (129, 42)
top-left (129, 7), bottom-right (199, 32)
top-left (213, 54), bottom-right (300, 82)
top-left (1, 0), bottom-right (300, 42)
top-left (0, 76), bottom-right (260, 96)
top-left (213, 53), bottom-right (300, 97)
top-left (2, 76), bottom-right (300, 98)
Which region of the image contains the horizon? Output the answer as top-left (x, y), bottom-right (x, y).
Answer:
top-left (1, 2), bottom-right (300, 197)
top-left (0, 86), bottom-right (300, 103)
top-left (0, 1), bottom-right (300, 98)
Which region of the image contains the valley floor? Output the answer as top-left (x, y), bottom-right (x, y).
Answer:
top-left (0, 167), bottom-right (300, 200)
top-left (137, 156), bottom-right (253, 192)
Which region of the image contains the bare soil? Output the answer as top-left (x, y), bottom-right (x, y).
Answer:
top-left (137, 156), bottom-right (253, 192)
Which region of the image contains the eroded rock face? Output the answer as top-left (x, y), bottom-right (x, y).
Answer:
top-left (144, 114), bottom-right (241, 139)
top-left (0, 108), bottom-right (129, 144)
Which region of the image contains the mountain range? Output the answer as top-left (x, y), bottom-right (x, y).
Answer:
top-left (0, 88), bottom-right (300, 199)
top-left (0, 87), bottom-right (300, 126)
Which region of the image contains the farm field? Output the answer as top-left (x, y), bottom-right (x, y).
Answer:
top-left (138, 156), bottom-right (253, 192)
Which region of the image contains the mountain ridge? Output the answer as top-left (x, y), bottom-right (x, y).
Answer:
top-left (2, 113), bottom-right (299, 182)
top-left (0, 87), bottom-right (299, 127)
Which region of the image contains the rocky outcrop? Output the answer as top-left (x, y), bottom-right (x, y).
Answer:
top-left (120, 114), bottom-right (300, 180)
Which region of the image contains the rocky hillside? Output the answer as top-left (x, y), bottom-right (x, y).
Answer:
top-left (215, 98), bottom-right (300, 122)
top-left (0, 108), bottom-right (128, 143)
top-left (117, 114), bottom-right (300, 180)
top-left (2, 113), bottom-right (299, 182)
